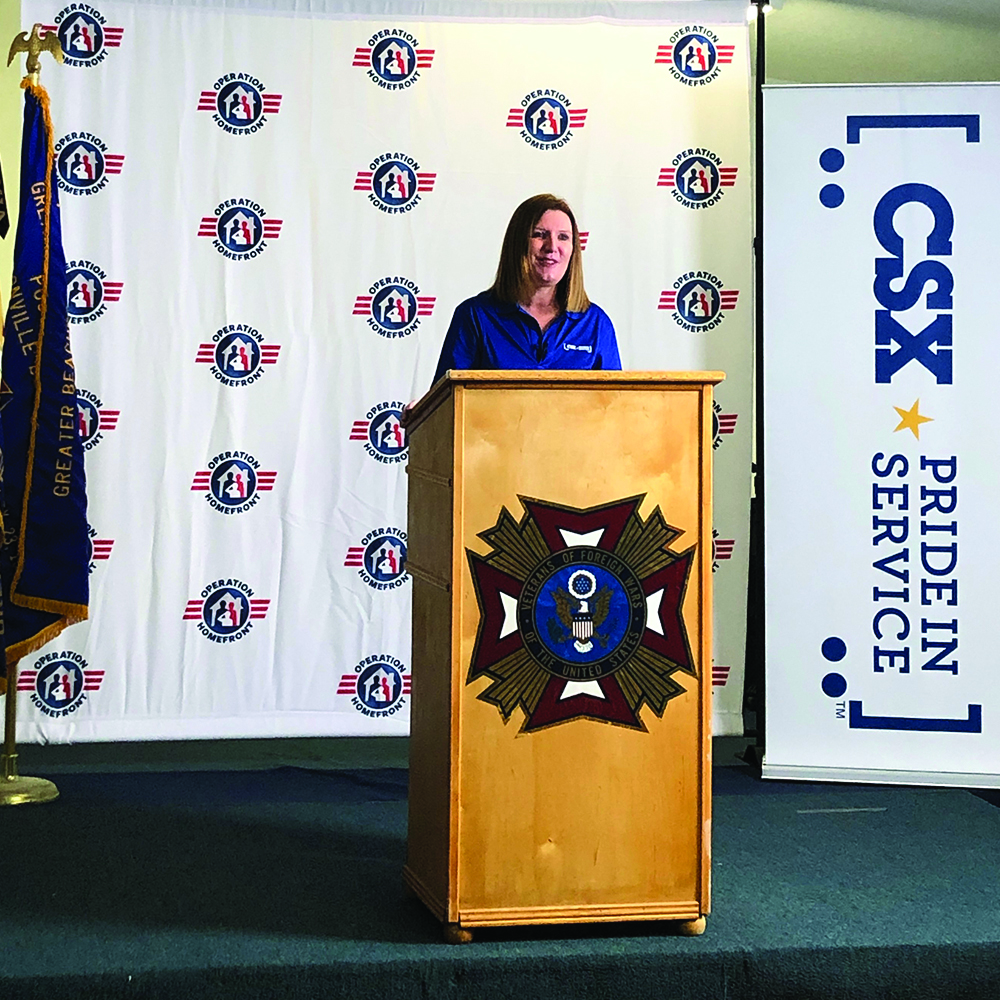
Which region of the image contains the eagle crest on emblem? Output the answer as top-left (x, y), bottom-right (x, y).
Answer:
top-left (549, 583), bottom-right (613, 652)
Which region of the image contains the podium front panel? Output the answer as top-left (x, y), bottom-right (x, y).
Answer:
top-left (406, 372), bottom-right (717, 929)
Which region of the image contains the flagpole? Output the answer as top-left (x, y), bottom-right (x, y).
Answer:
top-left (0, 24), bottom-right (65, 807)
top-left (0, 659), bottom-right (57, 804)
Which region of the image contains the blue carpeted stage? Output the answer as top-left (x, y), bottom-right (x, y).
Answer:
top-left (2, 740), bottom-right (999, 1000)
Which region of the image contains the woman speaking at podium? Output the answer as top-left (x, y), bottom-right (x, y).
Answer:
top-left (432, 194), bottom-right (621, 381)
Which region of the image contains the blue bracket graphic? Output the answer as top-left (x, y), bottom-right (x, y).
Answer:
top-left (849, 701), bottom-right (982, 733)
top-left (847, 115), bottom-right (980, 144)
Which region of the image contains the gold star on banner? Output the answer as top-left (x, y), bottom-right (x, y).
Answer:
top-left (893, 399), bottom-right (933, 440)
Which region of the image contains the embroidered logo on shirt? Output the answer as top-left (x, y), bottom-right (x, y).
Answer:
top-left (563, 343), bottom-right (592, 353)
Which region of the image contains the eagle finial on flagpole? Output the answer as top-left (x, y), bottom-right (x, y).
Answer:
top-left (7, 23), bottom-right (63, 84)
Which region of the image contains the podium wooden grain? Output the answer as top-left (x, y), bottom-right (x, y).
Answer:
top-left (404, 371), bottom-right (722, 940)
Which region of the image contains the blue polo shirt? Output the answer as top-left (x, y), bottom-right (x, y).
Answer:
top-left (433, 291), bottom-right (621, 383)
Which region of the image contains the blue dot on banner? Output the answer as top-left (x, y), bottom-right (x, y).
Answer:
top-left (822, 636), bottom-right (847, 661)
top-left (819, 147), bottom-right (845, 172)
top-left (822, 673), bottom-right (848, 699)
top-left (820, 184), bottom-right (844, 209)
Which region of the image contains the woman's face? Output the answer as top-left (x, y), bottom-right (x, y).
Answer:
top-left (527, 209), bottom-right (573, 289)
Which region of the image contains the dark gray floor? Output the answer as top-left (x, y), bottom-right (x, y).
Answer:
top-left (5, 737), bottom-right (994, 1000)
top-left (14, 734), bottom-right (412, 772)
top-left (13, 734), bottom-right (753, 773)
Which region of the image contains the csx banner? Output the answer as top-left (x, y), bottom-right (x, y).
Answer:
top-left (764, 84), bottom-right (999, 785)
top-left (15, 0), bottom-right (751, 741)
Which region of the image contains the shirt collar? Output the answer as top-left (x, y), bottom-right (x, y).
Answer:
top-left (496, 296), bottom-right (583, 320)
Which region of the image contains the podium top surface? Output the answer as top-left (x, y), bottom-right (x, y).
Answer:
top-left (407, 369), bottom-right (726, 432)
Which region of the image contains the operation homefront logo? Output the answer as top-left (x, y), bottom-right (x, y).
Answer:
top-left (55, 132), bottom-right (124, 196)
top-left (352, 31), bottom-right (434, 89)
top-left (198, 199), bottom-right (283, 259)
top-left (76, 387), bottom-right (119, 451)
top-left (350, 402), bottom-right (408, 464)
top-left (191, 451), bottom-right (277, 514)
top-left (655, 27), bottom-right (735, 86)
top-left (197, 74), bottom-right (283, 133)
top-left (184, 580), bottom-right (270, 643)
top-left (338, 655), bottom-right (412, 718)
top-left (713, 665), bottom-right (732, 688)
top-left (712, 529), bottom-right (735, 572)
top-left (66, 260), bottom-right (122, 324)
top-left (18, 652), bottom-right (104, 718)
top-left (467, 495), bottom-right (696, 732)
top-left (659, 271), bottom-right (740, 332)
top-left (353, 277), bottom-right (435, 339)
top-left (195, 324), bottom-right (281, 386)
top-left (658, 149), bottom-right (738, 208)
top-left (345, 528), bottom-right (408, 590)
top-left (506, 90), bottom-right (587, 150)
top-left (712, 401), bottom-right (738, 450)
top-left (88, 524), bottom-right (113, 574)
top-left (355, 154), bottom-right (436, 214)
top-left (43, 6), bottom-right (123, 67)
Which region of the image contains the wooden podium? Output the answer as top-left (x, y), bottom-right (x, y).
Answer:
top-left (403, 370), bottom-right (722, 942)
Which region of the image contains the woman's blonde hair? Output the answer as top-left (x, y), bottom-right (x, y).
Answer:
top-left (490, 194), bottom-right (590, 312)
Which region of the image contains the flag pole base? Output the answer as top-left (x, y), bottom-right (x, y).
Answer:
top-left (0, 754), bottom-right (58, 805)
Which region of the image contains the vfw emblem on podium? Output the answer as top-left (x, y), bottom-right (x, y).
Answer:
top-left (467, 495), bottom-right (695, 732)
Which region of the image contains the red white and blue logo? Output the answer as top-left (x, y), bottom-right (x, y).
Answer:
top-left (55, 132), bottom-right (123, 196)
top-left (338, 655), bottom-right (411, 718)
top-left (76, 388), bottom-right (118, 451)
top-left (198, 199), bottom-right (282, 260)
top-left (66, 260), bottom-right (122, 325)
top-left (713, 664), bottom-right (732, 688)
top-left (712, 529), bottom-right (735, 572)
top-left (507, 90), bottom-right (587, 150)
top-left (44, 7), bottom-right (123, 67)
top-left (659, 271), bottom-right (739, 332)
top-left (195, 324), bottom-right (281, 387)
top-left (712, 401), bottom-right (738, 450)
top-left (345, 528), bottom-right (408, 590)
top-left (197, 74), bottom-right (282, 133)
top-left (88, 525), bottom-right (113, 574)
top-left (191, 451), bottom-right (277, 515)
top-left (20, 651), bottom-right (103, 717)
top-left (467, 496), bottom-right (696, 732)
top-left (353, 31), bottom-right (434, 89)
top-left (355, 154), bottom-right (435, 214)
top-left (351, 402), bottom-right (408, 464)
top-left (658, 149), bottom-right (738, 209)
top-left (656, 27), bottom-right (734, 86)
top-left (354, 277), bottom-right (434, 338)
top-left (184, 579), bottom-right (270, 643)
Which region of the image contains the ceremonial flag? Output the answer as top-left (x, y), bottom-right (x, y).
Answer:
top-left (0, 154), bottom-right (9, 240)
top-left (0, 80), bottom-right (88, 693)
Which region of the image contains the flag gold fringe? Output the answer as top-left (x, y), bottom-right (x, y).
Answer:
top-left (6, 616), bottom-right (80, 666)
